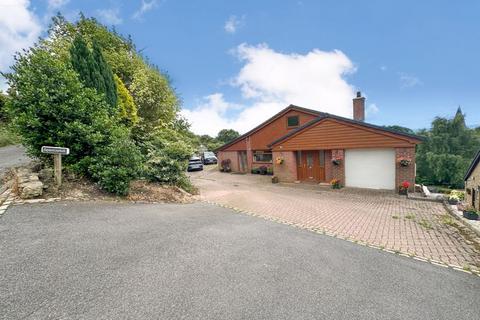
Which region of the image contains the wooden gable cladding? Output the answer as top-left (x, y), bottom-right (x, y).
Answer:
top-left (249, 110), bottom-right (317, 150)
top-left (223, 137), bottom-right (247, 151)
top-left (271, 118), bottom-right (417, 151)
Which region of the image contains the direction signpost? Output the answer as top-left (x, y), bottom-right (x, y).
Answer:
top-left (41, 146), bottom-right (70, 187)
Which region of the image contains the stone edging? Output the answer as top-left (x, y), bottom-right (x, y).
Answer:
top-left (201, 199), bottom-right (480, 278)
top-left (442, 201), bottom-right (480, 238)
top-left (0, 189), bottom-right (15, 218)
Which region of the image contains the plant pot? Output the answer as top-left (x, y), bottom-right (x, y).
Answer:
top-left (463, 211), bottom-right (479, 220)
top-left (448, 199), bottom-right (459, 205)
top-left (271, 176), bottom-right (279, 184)
top-left (399, 189), bottom-right (408, 195)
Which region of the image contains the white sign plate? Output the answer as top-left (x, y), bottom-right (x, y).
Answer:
top-left (41, 146), bottom-right (70, 155)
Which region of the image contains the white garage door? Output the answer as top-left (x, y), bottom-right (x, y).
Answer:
top-left (345, 149), bottom-right (396, 190)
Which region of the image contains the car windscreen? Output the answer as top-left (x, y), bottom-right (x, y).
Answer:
top-left (204, 152), bottom-right (215, 157)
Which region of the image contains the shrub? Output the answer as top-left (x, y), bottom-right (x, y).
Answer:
top-left (450, 190), bottom-right (465, 201)
top-left (259, 166), bottom-right (268, 175)
top-left (88, 128), bottom-right (143, 195)
top-left (330, 179), bottom-right (341, 189)
top-left (5, 49), bottom-right (114, 165)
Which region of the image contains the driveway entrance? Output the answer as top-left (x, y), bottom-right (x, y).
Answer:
top-left (191, 168), bottom-right (480, 270)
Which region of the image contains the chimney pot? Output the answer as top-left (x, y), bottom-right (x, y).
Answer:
top-left (353, 92), bottom-right (365, 122)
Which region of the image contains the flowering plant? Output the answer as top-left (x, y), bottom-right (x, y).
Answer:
top-left (398, 157), bottom-right (411, 167)
top-left (332, 157), bottom-right (342, 165)
top-left (330, 178), bottom-right (341, 189)
top-left (400, 181), bottom-right (410, 190)
top-left (275, 157), bottom-right (284, 165)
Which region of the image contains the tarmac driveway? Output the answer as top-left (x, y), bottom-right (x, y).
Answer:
top-left (0, 201), bottom-right (479, 319)
top-left (191, 168), bottom-right (480, 270)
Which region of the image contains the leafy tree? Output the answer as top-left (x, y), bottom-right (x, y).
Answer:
top-left (114, 74), bottom-right (138, 125)
top-left (92, 41), bottom-right (117, 108)
top-left (216, 129), bottom-right (240, 144)
top-left (6, 13), bottom-right (195, 195)
top-left (197, 134), bottom-right (222, 152)
top-left (70, 35), bottom-right (117, 109)
top-left (383, 125), bottom-right (415, 135)
top-left (130, 64), bottom-right (179, 126)
top-left (0, 92), bottom-right (8, 121)
top-left (416, 108), bottom-right (480, 188)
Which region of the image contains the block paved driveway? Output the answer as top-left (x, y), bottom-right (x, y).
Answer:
top-left (191, 168), bottom-right (480, 270)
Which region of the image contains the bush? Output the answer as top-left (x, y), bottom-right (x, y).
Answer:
top-left (88, 128), bottom-right (143, 195)
top-left (0, 123), bottom-right (20, 147)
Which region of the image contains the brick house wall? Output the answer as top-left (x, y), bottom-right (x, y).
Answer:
top-left (465, 164), bottom-right (480, 211)
top-left (395, 147), bottom-right (416, 192)
top-left (330, 149), bottom-right (345, 186)
top-left (273, 151), bottom-right (297, 182)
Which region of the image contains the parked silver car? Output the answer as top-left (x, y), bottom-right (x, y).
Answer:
top-left (187, 156), bottom-right (203, 172)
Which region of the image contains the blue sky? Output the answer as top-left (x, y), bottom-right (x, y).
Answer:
top-left (2, 0), bottom-right (480, 135)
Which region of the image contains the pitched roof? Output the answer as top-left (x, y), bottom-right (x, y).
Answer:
top-left (465, 150), bottom-right (480, 181)
top-left (215, 104), bottom-right (424, 152)
top-left (268, 108), bottom-right (424, 147)
top-left (214, 104), bottom-right (323, 152)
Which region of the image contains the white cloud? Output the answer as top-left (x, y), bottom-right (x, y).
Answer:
top-left (133, 0), bottom-right (157, 20)
top-left (0, 0), bottom-right (42, 90)
top-left (97, 8), bottom-right (123, 25)
top-left (48, 0), bottom-right (69, 10)
top-left (224, 15), bottom-right (244, 34)
top-left (366, 103), bottom-right (379, 116)
top-left (182, 43), bottom-right (357, 136)
top-left (399, 72), bottom-right (422, 88)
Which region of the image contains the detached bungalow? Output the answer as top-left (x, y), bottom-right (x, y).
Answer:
top-left (216, 92), bottom-right (423, 191)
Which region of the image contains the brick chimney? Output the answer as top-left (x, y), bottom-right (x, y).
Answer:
top-left (353, 91), bottom-right (365, 122)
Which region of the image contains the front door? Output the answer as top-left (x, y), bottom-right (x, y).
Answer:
top-left (305, 151), bottom-right (315, 180)
top-left (297, 150), bottom-right (325, 182)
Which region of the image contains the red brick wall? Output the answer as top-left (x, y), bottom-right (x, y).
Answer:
top-left (353, 96), bottom-right (365, 121)
top-left (330, 149), bottom-right (345, 186)
top-left (273, 151), bottom-right (297, 182)
top-left (324, 150), bottom-right (333, 182)
top-left (395, 147), bottom-right (416, 191)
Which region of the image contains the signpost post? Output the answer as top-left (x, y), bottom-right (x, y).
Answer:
top-left (41, 146), bottom-right (70, 187)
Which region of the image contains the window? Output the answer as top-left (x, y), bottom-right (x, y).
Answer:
top-left (287, 115), bottom-right (299, 127)
top-left (319, 150), bottom-right (325, 167)
top-left (253, 151), bottom-right (273, 163)
top-left (296, 151), bottom-right (302, 165)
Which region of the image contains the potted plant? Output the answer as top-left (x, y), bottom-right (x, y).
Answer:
top-left (330, 178), bottom-right (341, 189)
top-left (447, 190), bottom-right (464, 205)
top-left (275, 157), bottom-right (284, 165)
top-left (398, 157), bottom-right (411, 167)
top-left (267, 167), bottom-right (274, 175)
top-left (259, 166), bottom-right (268, 175)
top-left (251, 168), bottom-right (259, 174)
top-left (332, 157), bottom-right (341, 166)
top-left (220, 159), bottom-right (231, 172)
top-left (462, 206), bottom-right (479, 220)
top-left (399, 181), bottom-right (410, 195)
top-left (271, 176), bottom-right (279, 184)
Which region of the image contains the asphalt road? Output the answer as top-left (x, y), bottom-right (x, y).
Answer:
top-left (0, 145), bottom-right (29, 177)
top-left (1, 201), bottom-right (479, 320)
